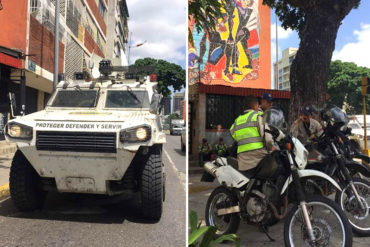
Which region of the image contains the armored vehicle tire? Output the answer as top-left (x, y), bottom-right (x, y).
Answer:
top-left (141, 146), bottom-right (163, 221)
top-left (9, 150), bottom-right (46, 211)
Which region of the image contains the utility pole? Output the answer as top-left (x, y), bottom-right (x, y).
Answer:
top-left (53, 0), bottom-right (60, 92)
top-left (127, 32), bottom-right (132, 65)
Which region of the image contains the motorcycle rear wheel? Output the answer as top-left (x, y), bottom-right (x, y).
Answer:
top-left (284, 195), bottom-right (352, 247)
top-left (205, 186), bottom-right (240, 237)
top-left (335, 177), bottom-right (370, 236)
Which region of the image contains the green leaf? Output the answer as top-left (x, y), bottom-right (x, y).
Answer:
top-left (188, 226), bottom-right (211, 246)
top-left (189, 210), bottom-right (198, 233)
top-left (209, 234), bottom-right (240, 247)
top-left (199, 226), bottom-right (217, 247)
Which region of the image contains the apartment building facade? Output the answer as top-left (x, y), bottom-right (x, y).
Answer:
top-left (274, 47), bottom-right (298, 91)
top-left (173, 92), bottom-right (185, 115)
top-left (0, 0), bottom-right (129, 138)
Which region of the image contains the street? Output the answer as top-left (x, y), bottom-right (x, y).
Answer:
top-left (0, 134), bottom-right (186, 247)
top-left (188, 172), bottom-right (370, 247)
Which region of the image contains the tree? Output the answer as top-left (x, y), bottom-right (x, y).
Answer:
top-left (165, 113), bottom-right (180, 125)
top-left (263, 0), bottom-right (360, 122)
top-left (327, 60), bottom-right (370, 114)
top-left (133, 58), bottom-right (185, 97)
top-left (188, 0), bottom-right (225, 45)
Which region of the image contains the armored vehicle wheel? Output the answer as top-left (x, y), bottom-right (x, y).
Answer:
top-left (9, 151), bottom-right (46, 211)
top-left (141, 146), bottom-right (163, 221)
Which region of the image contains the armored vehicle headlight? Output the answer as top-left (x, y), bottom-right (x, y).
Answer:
top-left (136, 127), bottom-right (148, 140)
top-left (120, 125), bottom-right (151, 143)
top-left (7, 123), bottom-right (33, 139)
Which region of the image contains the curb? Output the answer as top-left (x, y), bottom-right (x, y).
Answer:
top-left (0, 183), bottom-right (10, 200)
top-left (189, 185), bottom-right (214, 194)
top-left (188, 167), bottom-right (204, 175)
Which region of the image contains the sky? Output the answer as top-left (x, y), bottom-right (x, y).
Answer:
top-left (125, 0), bottom-right (187, 69)
top-left (271, 0), bottom-right (370, 88)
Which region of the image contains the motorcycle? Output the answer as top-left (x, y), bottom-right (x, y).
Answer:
top-left (304, 105), bottom-right (370, 236)
top-left (336, 127), bottom-right (370, 178)
top-left (202, 108), bottom-right (352, 246)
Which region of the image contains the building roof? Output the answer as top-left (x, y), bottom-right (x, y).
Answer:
top-left (198, 84), bottom-right (291, 99)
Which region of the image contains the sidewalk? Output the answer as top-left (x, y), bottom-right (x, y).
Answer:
top-left (188, 173), bottom-right (285, 247)
top-left (0, 140), bottom-right (16, 155)
top-left (0, 151), bottom-right (13, 199)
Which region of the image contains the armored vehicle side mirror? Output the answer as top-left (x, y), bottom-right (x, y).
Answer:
top-left (150, 93), bottom-right (162, 114)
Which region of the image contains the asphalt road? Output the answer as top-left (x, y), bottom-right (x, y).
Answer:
top-left (0, 134), bottom-right (186, 247)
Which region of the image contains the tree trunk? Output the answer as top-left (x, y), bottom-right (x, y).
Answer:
top-left (289, 0), bottom-right (359, 123)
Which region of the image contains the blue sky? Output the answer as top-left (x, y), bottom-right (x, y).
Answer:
top-left (126, 0), bottom-right (186, 95)
top-left (126, 0), bottom-right (186, 69)
top-left (271, 1), bottom-right (370, 88)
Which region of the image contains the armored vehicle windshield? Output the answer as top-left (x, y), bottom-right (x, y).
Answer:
top-left (51, 90), bottom-right (99, 108)
top-left (105, 90), bottom-right (150, 109)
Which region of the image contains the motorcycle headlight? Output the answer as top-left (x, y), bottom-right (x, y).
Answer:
top-left (6, 123), bottom-right (33, 139)
top-left (120, 125), bottom-right (151, 143)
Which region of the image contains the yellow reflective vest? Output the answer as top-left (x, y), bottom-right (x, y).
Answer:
top-left (230, 110), bottom-right (264, 153)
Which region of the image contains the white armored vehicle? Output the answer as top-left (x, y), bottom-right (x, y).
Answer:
top-left (5, 60), bottom-right (166, 221)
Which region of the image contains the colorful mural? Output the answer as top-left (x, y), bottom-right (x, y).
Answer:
top-left (188, 0), bottom-right (270, 89)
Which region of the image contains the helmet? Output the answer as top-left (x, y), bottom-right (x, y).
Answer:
top-left (263, 107), bottom-right (285, 130)
top-left (321, 105), bottom-right (348, 128)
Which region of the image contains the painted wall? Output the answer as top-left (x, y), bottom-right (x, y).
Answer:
top-left (0, 0), bottom-right (28, 52)
top-left (189, 0), bottom-right (270, 89)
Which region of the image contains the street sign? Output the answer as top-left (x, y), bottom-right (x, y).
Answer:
top-left (28, 60), bottom-right (36, 72)
top-left (362, 77), bottom-right (370, 96)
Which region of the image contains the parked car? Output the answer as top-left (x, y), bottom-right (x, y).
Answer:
top-left (348, 119), bottom-right (370, 150)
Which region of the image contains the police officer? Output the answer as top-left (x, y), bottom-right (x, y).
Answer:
top-left (214, 137), bottom-right (228, 157)
top-left (291, 106), bottom-right (323, 145)
top-left (199, 138), bottom-right (212, 167)
top-left (260, 93), bottom-right (273, 112)
top-left (230, 96), bottom-right (273, 171)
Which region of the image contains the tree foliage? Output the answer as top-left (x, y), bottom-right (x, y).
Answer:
top-left (188, 0), bottom-right (225, 45)
top-left (165, 113), bottom-right (180, 125)
top-left (133, 58), bottom-right (185, 97)
top-left (263, 0), bottom-right (361, 122)
top-left (327, 60), bottom-right (370, 114)
top-left (263, 0), bottom-right (360, 38)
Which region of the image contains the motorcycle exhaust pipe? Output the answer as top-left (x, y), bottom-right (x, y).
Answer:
top-left (204, 161), bottom-right (218, 177)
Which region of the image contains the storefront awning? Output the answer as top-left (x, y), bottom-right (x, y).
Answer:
top-left (198, 84), bottom-right (291, 99)
top-left (0, 52), bottom-right (22, 69)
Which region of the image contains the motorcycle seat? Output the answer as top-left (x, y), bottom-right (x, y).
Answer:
top-left (227, 156), bottom-right (239, 170)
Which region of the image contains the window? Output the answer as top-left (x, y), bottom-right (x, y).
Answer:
top-left (105, 91), bottom-right (150, 109)
top-left (114, 43), bottom-right (121, 57)
top-left (116, 3), bottom-right (120, 16)
top-left (115, 22), bottom-right (121, 36)
top-left (206, 94), bottom-right (245, 130)
top-left (51, 91), bottom-right (98, 108)
top-left (97, 33), bottom-right (103, 51)
top-left (289, 56), bottom-right (294, 64)
top-left (278, 69), bottom-right (282, 75)
top-left (98, 0), bottom-right (106, 18)
top-left (30, 0), bottom-right (40, 13)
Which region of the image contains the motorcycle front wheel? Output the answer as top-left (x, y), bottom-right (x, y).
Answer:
top-left (205, 186), bottom-right (240, 236)
top-left (284, 195), bottom-right (352, 247)
top-left (335, 177), bottom-right (370, 236)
